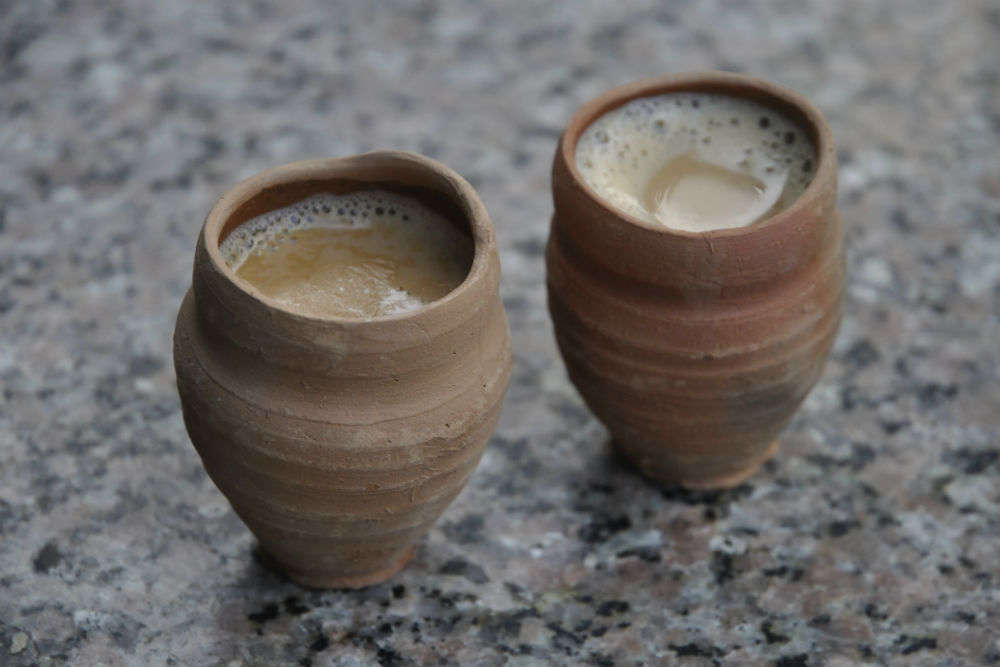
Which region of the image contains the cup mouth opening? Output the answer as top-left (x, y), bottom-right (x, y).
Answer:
top-left (559, 71), bottom-right (835, 239)
top-left (202, 152), bottom-right (492, 325)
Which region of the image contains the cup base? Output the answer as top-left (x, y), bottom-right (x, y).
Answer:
top-left (256, 544), bottom-right (415, 590)
top-left (678, 440), bottom-right (779, 489)
top-left (617, 440), bottom-right (779, 490)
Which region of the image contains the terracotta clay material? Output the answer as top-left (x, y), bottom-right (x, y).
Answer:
top-left (547, 72), bottom-right (844, 489)
top-left (173, 152), bottom-right (512, 588)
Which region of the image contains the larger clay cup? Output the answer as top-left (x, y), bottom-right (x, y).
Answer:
top-left (174, 152), bottom-right (512, 588)
top-left (547, 72), bottom-right (844, 489)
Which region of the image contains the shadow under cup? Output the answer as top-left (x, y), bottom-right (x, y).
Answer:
top-left (173, 152), bottom-right (512, 588)
top-left (546, 71), bottom-right (845, 489)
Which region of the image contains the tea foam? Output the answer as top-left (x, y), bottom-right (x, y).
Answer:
top-left (220, 190), bottom-right (473, 319)
top-left (575, 92), bottom-right (816, 232)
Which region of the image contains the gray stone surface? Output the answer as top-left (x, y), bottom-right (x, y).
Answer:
top-left (1, 1), bottom-right (998, 665)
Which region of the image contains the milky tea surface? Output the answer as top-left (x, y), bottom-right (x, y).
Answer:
top-left (220, 191), bottom-right (474, 319)
top-left (575, 92), bottom-right (817, 232)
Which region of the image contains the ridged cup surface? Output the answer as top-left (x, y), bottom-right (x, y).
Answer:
top-left (547, 72), bottom-right (844, 489)
top-left (173, 152), bottom-right (512, 587)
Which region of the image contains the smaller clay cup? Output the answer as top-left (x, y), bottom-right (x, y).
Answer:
top-left (173, 152), bottom-right (512, 588)
top-left (547, 72), bottom-right (844, 489)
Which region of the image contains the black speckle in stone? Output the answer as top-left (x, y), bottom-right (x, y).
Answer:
top-left (844, 339), bottom-right (880, 368)
top-left (944, 447), bottom-right (999, 474)
top-left (337, 208), bottom-right (345, 215)
top-left (442, 514), bottom-right (485, 545)
top-left (32, 541), bottom-right (62, 573)
top-left (128, 354), bottom-right (163, 377)
top-left (439, 557), bottom-right (489, 584)
top-left (784, 131), bottom-right (795, 145)
top-left (881, 419), bottom-right (908, 435)
top-left (478, 608), bottom-right (541, 643)
top-left (668, 643), bottom-right (724, 658)
top-left (864, 603), bottom-right (888, 620)
top-left (578, 513), bottom-right (631, 543)
top-left (513, 238), bottom-right (546, 257)
top-left (200, 135), bottom-right (225, 158)
top-left (891, 207), bottom-right (913, 231)
top-left (247, 602), bottom-right (280, 623)
top-left (896, 635), bottom-right (938, 655)
top-left (849, 443), bottom-right (876, 471)
top-left (376, 646), bottom-right (404, 666)
top-left (758, 116), bottom-right (771, 129)
top-left (589, 652), bottom-right (615, 666)
top-left (284, 596), bottom-right (309, 615)
top-left (917, 383), bottom-right (958, 409)
top-left (954, 611), bottom-right (976, 624)
top-left (308, 634), bottom-right (329, 652)
top-left (761, 620), bottom-right (790, 644)
top-left (692, 99), bottom-right (700, 108)
top-left (402, 215), bottom-right (409, 221)
top-left (589, 22), bottom-right (627, 54)
top-left (552, 396), bottom-right (590, 429)
top-left (595, 600), bottom-right (629, 617)
top-left (292, 24), bottom-right (319, 40)
top-left (762, 565), bottom-right (806, 581)
top-left (828, 519), bottom-right (860, 537)
top-left (711, 551), bottom-right (736, 584)
top-left (392, 584), bottom-right (406, 599)
top-left (616, 546), bottom-right (661, 562)
top-left (375, 207), bottom-right (384, 215)
top-left (840, 385), bottom-right (866, 411)
top-left (574, 482), bottom-right (611, 497)
top-left (809, 614), bottom-right (831, 627)
top-left (775, 655), bottom-right (809, 667)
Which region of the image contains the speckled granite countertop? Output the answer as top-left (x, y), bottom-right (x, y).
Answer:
top-left (2, 1), bottom-right (998, 665)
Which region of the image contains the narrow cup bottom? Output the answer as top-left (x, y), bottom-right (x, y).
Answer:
top-left (256, 544), bottom-right (416, 590)
top-left (615, 440), bottom-right (780, 490)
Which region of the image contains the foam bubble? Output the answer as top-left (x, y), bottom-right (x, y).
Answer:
top-left (224, 191), bottom-right (429, 267)
top-left (575, 92), bottom-right (816, 231)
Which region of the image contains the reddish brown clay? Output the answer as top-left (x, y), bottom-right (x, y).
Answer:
top-left (547, 72), bottom-right (844, 489)
top-left (173, 152), bottom-right (512, 588)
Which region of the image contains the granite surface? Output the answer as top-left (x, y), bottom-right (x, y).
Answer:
top-left (1, 1), bottom-right (999, 665)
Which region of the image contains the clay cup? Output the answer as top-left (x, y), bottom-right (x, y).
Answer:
top-left (546, 72), bottom-right (844, 489)
top-left (173, 152), bottom-right (512, 588)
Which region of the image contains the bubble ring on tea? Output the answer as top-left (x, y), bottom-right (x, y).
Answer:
top-left (173, 152), bottom-right (512, 588)
top-left (547, 72), bottom-right (844, 489)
